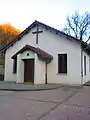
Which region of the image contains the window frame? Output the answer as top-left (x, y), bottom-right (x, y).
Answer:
top-left (89, 59), bottom-right (90, 73)
top-left (58, 53), bottom-right (67, 74)
top-left (13, 57), bottom-right (17, 74)
top-left (84, 55), bottom-right (86, 75)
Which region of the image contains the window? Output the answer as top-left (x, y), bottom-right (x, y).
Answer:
top-left (58, 54), bottom-right (67, 73)
top-left (89, 59), bottom-right (90, 72)
top-left (13, 57), bottom-right (17, 73)
top-left (27, 53), bottom-right (29, 56)
top-left (84, 55), bottom-right (86, 75)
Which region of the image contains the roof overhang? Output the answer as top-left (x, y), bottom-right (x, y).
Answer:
top-left (12, 45), bottom-right (53, 63)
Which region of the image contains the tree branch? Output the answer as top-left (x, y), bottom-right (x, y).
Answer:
top-left (67, 17), bottom-right (78, 38)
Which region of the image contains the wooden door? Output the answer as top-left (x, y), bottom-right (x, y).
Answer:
top-left (24, 59), bottom-right (34, 83)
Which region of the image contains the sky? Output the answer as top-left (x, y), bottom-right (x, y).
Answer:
top-left (0, 0), bottom-right (89, 31)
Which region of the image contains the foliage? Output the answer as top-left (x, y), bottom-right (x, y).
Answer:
top-left (0, 24), bottom-right (21, 47)
top-left (0, 56), bottom-right (4, 65)
top-left (63, 11), bottom-right (90, 41)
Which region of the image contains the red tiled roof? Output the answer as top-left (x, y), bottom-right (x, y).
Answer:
top-left (12, 45), bottom-right (53, 62)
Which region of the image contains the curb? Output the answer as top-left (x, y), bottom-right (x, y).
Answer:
top-left (0, 86), bottom-right (64, 91)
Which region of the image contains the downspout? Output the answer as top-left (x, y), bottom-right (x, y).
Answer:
top-left (81, 40), bottom-right (83, 85)
top-left (45, 61), bottom-right (47, 84)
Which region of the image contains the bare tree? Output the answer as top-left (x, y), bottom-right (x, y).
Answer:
top-left (63, 11), bottom-right (90, 84)
top-left (63, 11), bottom-right (90, 42)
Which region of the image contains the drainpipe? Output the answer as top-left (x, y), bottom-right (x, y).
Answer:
top-left (81, 40), bottom-right (83, 85)
top-left (45, 62), bottom-right (47, 84)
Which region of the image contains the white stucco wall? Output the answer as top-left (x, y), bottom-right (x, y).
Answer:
top-left (5, 47), bottom-right (46, 83)
top-left (35, 55), bottom-right (46, 84)
top-left (4, 27), bottom-right (37, 82)
top-left (4, 25), bottom-right (90, 85)
top-left (16, 51), bottom-right (36, 83)
top-left (5, 49), bottom-right (16, 82)
top-left (38, 29), bottom-right (81, 85)
top-left (17, 54), bottom-right (24, 83)
top-left (82, 51), bottom-right (90, 84)
top-left (16, 51), bottom-right (45, 84)
top-left (20, 50), bottom-right (35, 59)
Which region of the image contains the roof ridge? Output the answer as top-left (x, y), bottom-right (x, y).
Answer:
top-left (0, 20), bottom-right (90, 55)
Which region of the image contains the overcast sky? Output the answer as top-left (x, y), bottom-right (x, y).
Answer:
top-left (0, 0), bottom-right (89, 30)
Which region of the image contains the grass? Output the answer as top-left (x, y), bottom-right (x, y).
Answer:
top-left (0, 57), bottom-right (5, 65)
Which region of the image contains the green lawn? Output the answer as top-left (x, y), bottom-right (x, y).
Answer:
top-left (0, 57), bottom-right (4, 81)
top-left (0, 57), bottom-right (4, 65)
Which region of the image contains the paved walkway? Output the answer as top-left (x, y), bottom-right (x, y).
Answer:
top-left (0, 85), bottom-right (89, 120)
top-left (84, 80), bottom-right (90, 86)
top-left (0, 82), bottom-right (64, 91)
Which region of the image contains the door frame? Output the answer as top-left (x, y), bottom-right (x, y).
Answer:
top-left (23, 59), bottom-right (34, 84)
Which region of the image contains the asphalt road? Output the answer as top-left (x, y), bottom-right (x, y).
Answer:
top-left (0, 86), bottom-right (90, 120)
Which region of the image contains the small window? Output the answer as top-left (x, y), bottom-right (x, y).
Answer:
top-left (89, 59), bottom-right (90, 72)
top-left (13, 57), bottom-right (17, 73)
top-left (27, 53), bottom-right (29, 56)
top-left (84, 55), bottom-right (86, 75)
top-left (58, 54), bottom-right (67, 73)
